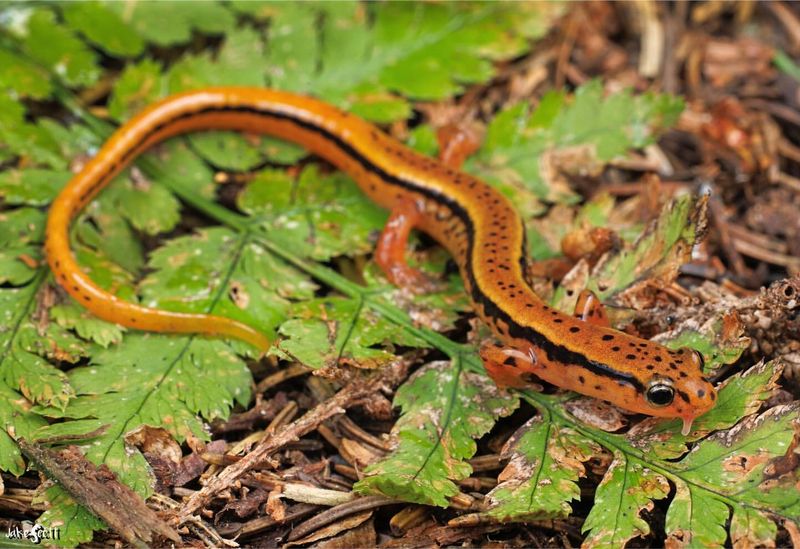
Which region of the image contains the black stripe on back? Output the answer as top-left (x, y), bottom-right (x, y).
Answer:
top-left (117, 103), bottom-right (643, 390)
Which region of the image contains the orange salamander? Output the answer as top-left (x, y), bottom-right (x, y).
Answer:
top-left (45, 87), bottom-right (715, 434)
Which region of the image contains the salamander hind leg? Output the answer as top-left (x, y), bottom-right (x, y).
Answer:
top-left (573, 289), bottom-right (610, 328)
top-left (375, 198), bottom-right (438, 292)
top-left (479, 340), bottom-right (542, 390)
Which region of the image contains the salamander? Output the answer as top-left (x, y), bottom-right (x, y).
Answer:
top-left (45, 87), bottom-right (716, 434)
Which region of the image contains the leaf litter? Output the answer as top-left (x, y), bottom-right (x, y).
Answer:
top-left (0, 1), bottom-right (799, 548)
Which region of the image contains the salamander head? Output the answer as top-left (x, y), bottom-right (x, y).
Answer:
top-left (637, 347), bottom-right (716, 435)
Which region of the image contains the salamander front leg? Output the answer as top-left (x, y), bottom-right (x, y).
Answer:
top-left (375, 198), bottom-right (437, 291)
top-left (436, 124), bottom-right (481, 170)
top-left (479, 340), bottom-right (541, 389)
top-left (573, 289), bottom-right (610, 328)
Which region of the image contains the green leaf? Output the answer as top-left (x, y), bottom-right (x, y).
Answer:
top-left (0, 47), bottom-right (52, 99)
top-left (239, 166), bottom-right (387, 261)
top-left (486, 418), bottom-right (600, 520)
top-left (372, 3), bottom-right (559, 101)
top-left (0, 270), bottom-right (78, 413)
top-left (660, 314), bottom-right (750, 371)
top-left (105, 176), bottom-right (182, 236)
top-left (36, 486), bottom-right (106, 548)
top-left (61, 1), bottom-right (145, 57)
top-left (549, 194), bottom-right (706, 323)
top-left (35, 336), bottom-right (251, 495)
top-left (139, 227), bottom-right (309, 352)
top-left (0, 92), bottom-right (26, 125)
top-left (0, 208), bottom-right (46, 247)
top-left (105, 0), bottom-right (235, 47)
top-left (187, 132), bottom-right (267, 172)
top-left (355, 359), bottom-right (518, 506)
top-left (76, 198), bottom-right (145, 275)
top-left (2, 347), bottom-right (73, 411)
top-left (167, 27), bottom-right (266, 92)
top-left (50, 304), bottom-right (124, 348)
top-left (774, 50), bottom-right (800, 81)
top-left (18, 8), bottom-right (100, 88)
top-left (730, 507), bottom-right (778, 548)
top-left (556, 194), bottom-right (706, 306)
top-left (0, 245), bottom-right (39, 285)
top-left (107, 59), bottom-right (164, 122)
top-left (0, 381), bottom-right (47, 476)
top-left (468, 81), bottom-right (683, 204)
top-left (664, 403), bottom-right (799, 546)
top-left (582, 453), bottom-right (671, 547)
top-left (664, 485), bottom-right (729, 547)
top-left (96, 1), bottom-right (564, 127)
top-left (278, 295), bottom-right (423, 370)
top-left (0, 169), bottom-right (72, 207)
top-left (0, 114), bottom-right (66, 169)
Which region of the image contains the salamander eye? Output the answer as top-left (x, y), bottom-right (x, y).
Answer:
top-left (646, 383), bottom-right (675, 407)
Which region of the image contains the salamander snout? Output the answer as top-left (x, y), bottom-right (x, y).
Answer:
top-left (660, 348), bottom-right (716, 434)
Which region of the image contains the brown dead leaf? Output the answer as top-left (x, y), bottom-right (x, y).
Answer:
top-left (703, 38), bottom-right (774, 88)
top-left (221, 487), bottom-right (269, 519)
top-left (174, 439), bottom-right (226, 486)
top-left (286, 510), bottom-right (373, 547)
top-left (540, 144), bottom-right (603, 202)
top-left (125, 425), bottom-right (182, 465)
top-left (229, 280), bottom-right (250, 308)
top-left (339, 438), bottom-right (384, 470)
top-left (316, 516), bottom-right (377, 549)
top-left (722, 451), bottom-right (774, 475)
top-left (565, 397), bottom-right (627, 432)
top-left (561, 226), bottom-right (618, 265)
top-left (699, 97), bottom-right (777, 173)
top-left (266, 487), bottom-right (287, 521)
